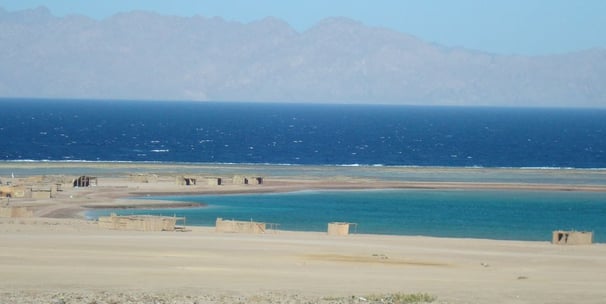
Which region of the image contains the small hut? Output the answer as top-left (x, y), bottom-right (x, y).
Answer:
top-left (552, 230), bottom-right (593, 245)
top-left (73, 176), bottom-right (97, 187)
top-left (232, 175), bottom-right (248, 185)
top-left (176, 176), bottom-right (197, 186)
top-left (232, 175), bottom-right (263, 185)
top-left (249, 176), bottom-right (263, 185)
top-left (207, 177), bottom-right (222, 186)
top-left (327, 222), bottom-right (357, 236)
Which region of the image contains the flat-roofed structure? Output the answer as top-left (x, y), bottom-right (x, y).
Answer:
top-left (327, 222), bottom-right (357, 236)
top-left (552, 230), bottom-right (593, 245)
top-left (73, 176), bottom-right (97, 187)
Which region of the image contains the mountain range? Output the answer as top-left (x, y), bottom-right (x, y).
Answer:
top-left (1, 6), bottom-right (605, 107)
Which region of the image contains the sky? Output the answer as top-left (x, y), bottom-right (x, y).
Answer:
top-left (0, 0), bottom-right (605, 55)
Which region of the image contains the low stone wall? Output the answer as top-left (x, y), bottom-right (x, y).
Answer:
top-left (31, 189), bottom-right (52, 199)
top-left (215, 218), bottom-right (267, 233)
top-left (98, 214), bottom-right (184, 231)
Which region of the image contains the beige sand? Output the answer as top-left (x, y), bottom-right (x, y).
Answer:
top-left (2, 218), bottom-right (606, 303)
top-left (1, 162), bottom-right (606, 303)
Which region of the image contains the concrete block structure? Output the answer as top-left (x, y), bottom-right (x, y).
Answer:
top-left (232, 175), bottom-right (248, 185)
top-left (73, 176), bottom-right (97, 187)
top-left (552, 230), bottom-right (593, 245)
top-left (248, 176), bottom-right (263, 185)
top-left (232, 175), bottom-right (263, 185)
top-left (215, 218), bottom-right (276, 233)
top-left (98, 214), bottom-right (186, 231)
top-left (207, 177), bottom-right (222, 186)
top-left (327, 222), bottom-right (357, 236)
top-left (176, 176), bottom-right (197, 186)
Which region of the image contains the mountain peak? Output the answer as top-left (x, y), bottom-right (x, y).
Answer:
top-left (247, 16), bottom-right (296, 35)
top-left (2, 6), bottom-right (53, 24)
top-left (309, 17), bottom-right (366, 32)
top-left (0, 7), bottom-right (604, 107)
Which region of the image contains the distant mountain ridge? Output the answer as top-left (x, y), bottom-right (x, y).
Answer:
top-left (1, 6), bottom-right (605, 107)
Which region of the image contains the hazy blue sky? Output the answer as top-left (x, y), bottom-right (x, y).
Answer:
top-left (1, 0), bottom-right (605, 55)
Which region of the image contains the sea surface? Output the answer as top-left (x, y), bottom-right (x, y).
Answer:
top-left (1, 98), bottom-right (605, 168)
top-left (2, 98), bottom-right (606, 241)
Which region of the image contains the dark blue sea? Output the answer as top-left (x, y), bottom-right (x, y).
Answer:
top-left (1, 98), bottom-right (605, 167)
top-left (3, 98), bottom-right (606, 241)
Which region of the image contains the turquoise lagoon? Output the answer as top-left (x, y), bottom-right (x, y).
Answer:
top-left (89, 189), bottom-right (606, 243)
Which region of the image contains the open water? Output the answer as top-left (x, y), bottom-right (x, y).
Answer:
top-left (2, 98), bottom-right (606, 241)
top-left (1, 98), bottom-right (605, 168)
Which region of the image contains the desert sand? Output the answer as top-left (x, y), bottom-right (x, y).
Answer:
top-left (1, 162), bottom-right (606, 303)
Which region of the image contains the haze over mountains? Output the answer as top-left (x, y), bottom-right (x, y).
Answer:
top-left (1, 6), bottom-right (605, 107)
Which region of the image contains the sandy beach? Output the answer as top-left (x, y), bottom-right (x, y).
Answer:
top-left (1, 162), bottom-right (606, 303)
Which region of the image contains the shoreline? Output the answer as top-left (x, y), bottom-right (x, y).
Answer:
top-left (2, 159), bottom-right (605, 169)
top-left (76, 180), bottom-right (606, 225)
top-left (2, 162), bottom-right (606, 303)
top-left (2, 160), bottom-right (605, 220)
top-left (2, 216), bottom-right (606, 304)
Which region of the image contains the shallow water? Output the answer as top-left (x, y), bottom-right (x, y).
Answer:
top-left (90, 189), bottom-right (606, 242)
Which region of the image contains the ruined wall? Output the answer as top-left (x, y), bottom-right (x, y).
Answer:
top-left (215, 218), bottom-right (267, 233)
top-left (232, 176), bottom-right (263, 185)
top-left (31, 190), bottom-right (52, 199)
top-left (98, 214), bottom-right (180, 231)
top-left (176, 176), bottom-right (197, 186)
top-left (327, 222), bottom-right (352, 236)
top-left (552, 230), bottom-right (593, 245)
top-left (130, 174), bottom-right (159, 183)
top-left (207, 178), bottom-right (222, 186)
top-left (0, 186), bottom-right (26, 198)
top-left (232, 175), bottom-right (248, 185)
top-left (249, 177), bottom-right (263, 185)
